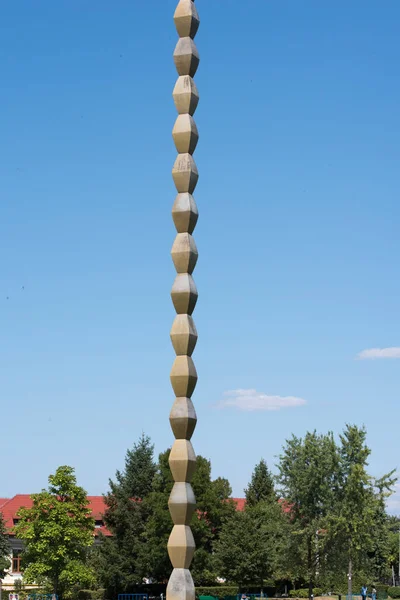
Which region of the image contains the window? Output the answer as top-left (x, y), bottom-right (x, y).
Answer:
top-left (12, 549), bottom-right (22, 573)
top-left (13, 519), bottom-right (19, 525)
top-left (94, 520), bottom-right (103, 528)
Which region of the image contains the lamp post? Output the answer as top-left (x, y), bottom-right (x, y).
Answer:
top-left (167, 3), bottom-right (200, 600)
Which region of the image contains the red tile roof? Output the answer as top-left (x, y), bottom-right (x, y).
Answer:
top-left (87, 496), bottom-right (108, 519)
top-left (87, 496), bottom-right (111, 536)
top-left (233, 497), bottom-right (291, 514)
top-left (278, 498), bottom-right (293, 514)
top-left (232, 497), bottom-right (246, 511)
top-left (0, 495), bottom-right (111, 537)
top-left (1, 495), bottom-right (33, 530)
top-left (0, 494), bottom-right (249, 539)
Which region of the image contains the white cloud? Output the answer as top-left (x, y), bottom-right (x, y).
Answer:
top-left (219, 388), bottom-right (307, 412)
top-left (357, 347), bottom-right (400, 360)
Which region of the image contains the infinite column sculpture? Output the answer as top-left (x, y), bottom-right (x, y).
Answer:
top-left (167, 2), bottom-right (200, 600)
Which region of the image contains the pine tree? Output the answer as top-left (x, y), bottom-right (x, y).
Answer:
top-left (113, 433), bottom-right (156, 499)
top-left (139, 450), bottom-right (236, 585)
top-left (245, 458), bottom-right (276, 507)
top-left (92, 434), bottom-right (156, 596)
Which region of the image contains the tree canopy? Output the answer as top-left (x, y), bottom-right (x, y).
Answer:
top-left (0, 512), bottom-right (10, 579)
top-left (15, 426), bottom-right (396, 598)
top-left (245, 458), bottom-right (276, 507)
top-left (91, 434), bottom-right (157, 597)
top-left (278, 425), bottom-right (397, 595)
top-left (14, 466), bottom-right (95, 600)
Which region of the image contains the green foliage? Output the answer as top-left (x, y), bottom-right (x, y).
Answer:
top-left (14, 465), bottom-right (95, 600)
top-left (91, 434), bottom-right (156, 597)
top-left (325, 426), bottom-right (396, 591)
top-left (195, 587), bottom-right (239, 598)
top-left (77, 590), bottom-right (105, 600)
top-left (387, 588), bottom-right (400, 599)
top-left (140, 450), bottom-right (236, 586)
top-left (93, 427), bottom-right (397, 592)
top-left (0, 510), bottom-right (10, 578)
top-left (214, 499), bottom-right (290, 586)
top-left (93, 439), bottom-right (236, 592)
top-left (277, 425), bottom-right (397, 593)
top-left (277, 430), bottom-right (339, 589)
top-left (114, 432), bottom-right (156, 499)
top-left (245, 459), bottom-right (276, 507)
top-left (289, 589), bottom-right (323, 598)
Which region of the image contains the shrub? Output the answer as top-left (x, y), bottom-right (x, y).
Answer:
top-left (388, 588), bottom-right (400, 599)
top-left (196, 587), bottom-right (239, 599)
top-left (77, 589), bottom-right (105, 600)
top-left (289, 590), bottom-right (323, 599)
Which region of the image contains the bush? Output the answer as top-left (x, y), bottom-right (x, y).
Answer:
top-left (289, 590), bottom-right (323, 599)
top-left (196, 587), bottom-right (239, 599)
top-left (388, 588), bottom-right (400, 599)
top-left (77, 590), bottom-right (105, 600)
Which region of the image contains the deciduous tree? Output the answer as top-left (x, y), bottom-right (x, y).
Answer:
top-left (215, 499), bottom-right (289, 589)
top-left (326, 425), bottom-right (396, 596)
top-left (277, 430), bottom-right (339, 595)
top-left (0, 512), bottom-right (10, 578)
top-left (14, 466), bottom-right (95, 599)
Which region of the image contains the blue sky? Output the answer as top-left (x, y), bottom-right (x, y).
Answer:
top-left (0, 1), bottom-right (399, 509)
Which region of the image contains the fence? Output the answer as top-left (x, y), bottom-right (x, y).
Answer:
top-left (118, 594), bottom-right (149, 600)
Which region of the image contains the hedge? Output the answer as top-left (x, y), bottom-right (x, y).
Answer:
top-left (289, 589), bottom-right (323, 598)
top-left (388, 588), bottom-right (400, 599)
top-left (77, 590), bottom-right (106, 600)
top-left (196, 587), bottom-right (239, 598)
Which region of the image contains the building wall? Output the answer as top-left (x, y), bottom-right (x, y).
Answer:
top-left (2, 538), bottom-right (24, 590)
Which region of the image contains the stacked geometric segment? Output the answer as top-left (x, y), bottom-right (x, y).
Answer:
top-left (167, 2), bottom-right (200, 600)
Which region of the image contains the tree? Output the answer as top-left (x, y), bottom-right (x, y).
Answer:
top-left (14, 466), bottom-right (95, 600)
top-left (92, 434), bottom-right (156, 596)
top-left (387, 516), bottom-right (400, 586)
top-left (245, 459), bottom-right (276, 507)
top-left (326, 425), bottom-right (396, 596)
top-left (0, 512), bottom-right (10, 578)
top-left (113, 432), bottom-right (156, 499)
top-left (215, 499), bottom-right (289, 589)
top-left (277, 425), bottom-right (397, 595)
top-left (139, 449), bottom-right (236, 585)
top-left (277, 430), bottom-right (339, 596)
top-left (214, 509), bottom-right (265, 587)
top-left (367, 475), bottom-right (394, 583)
